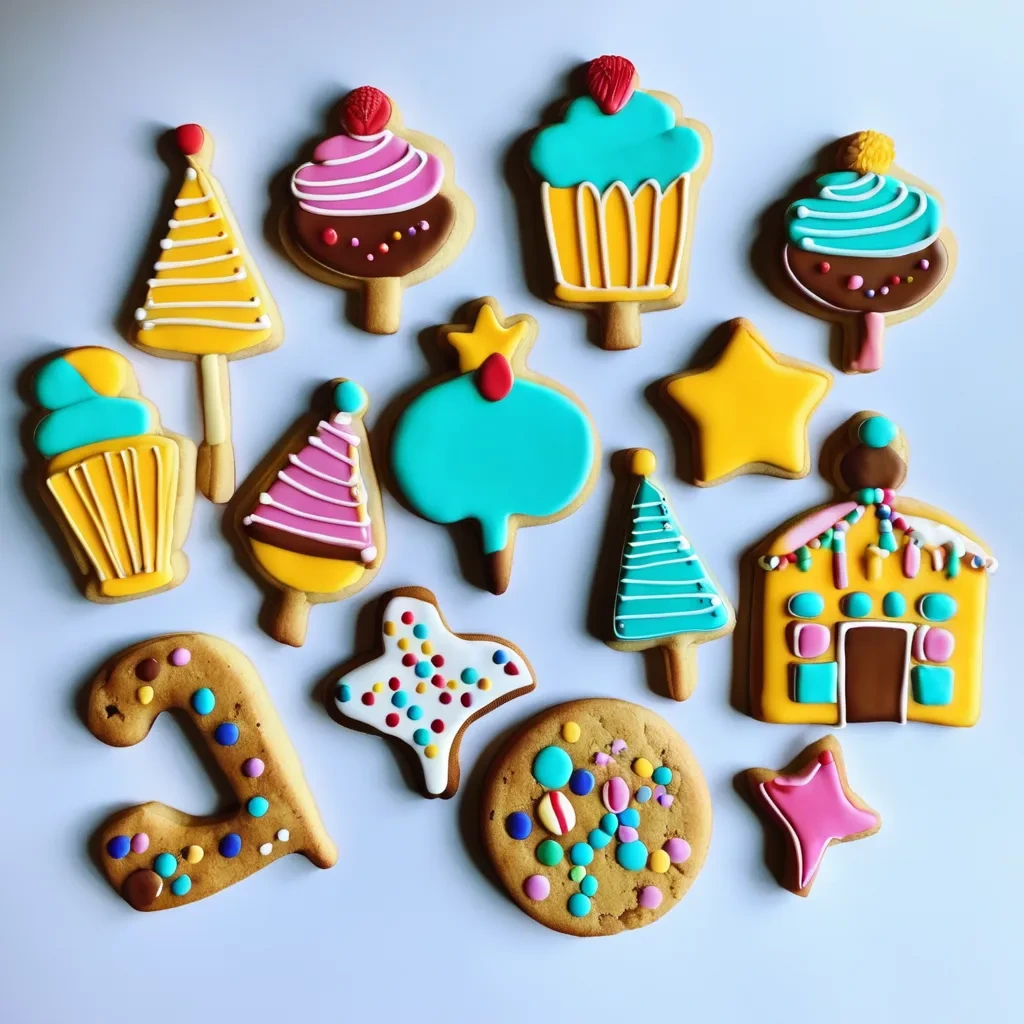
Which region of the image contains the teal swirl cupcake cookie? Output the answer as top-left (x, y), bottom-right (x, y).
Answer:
top-left (782, 131), bottom-right (956, 373)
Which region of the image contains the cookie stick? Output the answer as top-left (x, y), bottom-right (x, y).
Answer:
top-left (89, 634), bottom-right (336, 911)
top-left (134, 124), bottom-right (283, 503)
top-left (608, 450), bottom-right (734, 700)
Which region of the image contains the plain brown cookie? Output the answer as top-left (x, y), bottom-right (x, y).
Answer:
top-left (482, 698), bottom-right (710, 936)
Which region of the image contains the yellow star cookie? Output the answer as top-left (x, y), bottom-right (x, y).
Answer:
top-left (663, 319), bottom-right (832, 486)
top-left (445, 301), bottom-right (528, 372)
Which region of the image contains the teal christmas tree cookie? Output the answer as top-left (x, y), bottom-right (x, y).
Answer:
top-left (391, 297), bottom-right (599, 594)
top-left (608, 450), bottom-right (734, 700)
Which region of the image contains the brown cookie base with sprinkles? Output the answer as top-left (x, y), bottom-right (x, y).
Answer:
top-left (89, 634), bottom-right (336, 911)
top-left (293, 194), bottom-right (455, 278)
top-left (482, 698), bottom-right (711, 936)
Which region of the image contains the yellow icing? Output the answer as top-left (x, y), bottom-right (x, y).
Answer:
top-left (541, 178), bottom-right (686, 303)
top-left (840, 130), bottom-right (895, 175)
top-left (446, 303), bottom-right (528, 372)
top-left (754, 503), bottom-right (987, 728)
top-left (665, 320), bottom-right (831, 485)
top-left (63, 347), bottom-right (132, 397)
top-left (46, 436), bottom-right (180, 596)
top-left (136, 162), bottom-right (274, 356)
top-left (249, 540), bottom-right (365, 595)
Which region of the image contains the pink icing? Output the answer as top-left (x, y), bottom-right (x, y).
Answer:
top-left (850, 311), bottom-right (885, 372)
top-left (663, 838), bottom-right (690, 864)
top-left (292, 131), bottom-right (444, 216)
top-left (523, 874), bottom-right (550, 901)
top-left (777, 502), bottom-right (858, 553)
top-left (914, 626), bottom-right (954, 663)
top-left (760, 750), bottom-right (878, 889)
top-left (602, 777), bottom-right (629, 813)
top-left (638, 885), bottom-right (663, 909)
top-left (791, 623), bottom-right (830, 659)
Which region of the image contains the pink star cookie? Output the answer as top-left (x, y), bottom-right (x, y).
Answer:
top-left (746, 735), bottom-right (880, 896)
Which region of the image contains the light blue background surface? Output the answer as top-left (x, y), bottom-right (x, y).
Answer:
top-left (1, 1), bottom-right (1020, 1020)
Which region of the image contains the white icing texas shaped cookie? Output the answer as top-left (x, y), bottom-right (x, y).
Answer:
top-left (334, 588), bottom-right (535, 797)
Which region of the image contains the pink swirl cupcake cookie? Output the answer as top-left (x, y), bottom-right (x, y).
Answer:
top-left (284, 87), bottom-right (474, 334)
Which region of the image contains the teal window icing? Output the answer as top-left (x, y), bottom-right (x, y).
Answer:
top-left (882, 592), bottom-right (907, 617)
top-left (911, 666), bottom-right (954, 706)
top-left (841, 592), bottom-right (872, 618)
top-left (792, 662), bottom-right (838, 703)
top-left (918, 593), bottom-right (957, 622)
top-left (787, 592), bottom-right (825, 619)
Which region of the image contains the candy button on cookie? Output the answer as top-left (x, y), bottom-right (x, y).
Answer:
top-left (482, 698), bottom-right (710, 936)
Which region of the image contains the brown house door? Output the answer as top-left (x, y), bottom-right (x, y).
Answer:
top-left (841, 624), bottom-right (912, 724)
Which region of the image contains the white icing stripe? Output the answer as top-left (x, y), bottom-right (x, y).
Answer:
top-left (900, 513), bottom-right (992, 559)
top-left (619, 556), bottom-right (698, 569)
top-left (632, 501), bottom-right (665, 509)
top-left (628, 537), bottom-right (690, 548)
top-left (146, 269), bottom-right (247, 287)
top-left (168, 212), bottom-right (222, 229)
top-left (174, 192), bottom-right (213, 207)
top-left (620, 577), bottom-right (709, 586)
top-left (297, 144), bottom-right (418, 187)
top-left (277, 470), bottom-right (361, 507)
top-left (309, 436), bottom-right (355, 465)
top-left (257, 493), bottom-right (370, 528)
top-left (140, 314), bottom-right (271, 331)
top-left (615, 602), bottom-right (720, 620)
top-left (154, 249), bottom-right (239, 270)
top-left (243, 513), bottom-right (369, 550)
top-left (798, 179), bottom-right (908, 221)
top-left (318, 420), bottom-right (361, 446)
top-left (316, 131), bottom-right (392, 166)
top-left (139, 298), bottom-right (260, 311)
top-left (160, 233), bottom-right (227, 249)
top-left (288, 454), bottom-right (355, 487)
top-left (819, 172), bottom-right (887, 201)
top-left (618, 592), bottom-right (715, 601)
top-left (623, 549), bottom-right (696, 560)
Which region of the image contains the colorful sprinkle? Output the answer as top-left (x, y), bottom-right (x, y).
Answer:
top-left (569, 769), bottom-right (595, 796)
top-left (657, 794), bottom-right (674, 808)
top-left (170, 875), bottom-right (192, 896)
top-left (418, 220), bottom-right (430, 230)
top-left (322, 228), bottom-right (338, 246)
top-left (865, 289), bottom-right (875, 298)
top-left (617, 825), bottom-right (639, 843)
top-left (366, 254), bottom-right (374, 262)
top-left (649, 849), bottom-right (671, 873)
top-left (461, 668), bottom-right (479, 685)
top-left (337, 684), bottom-right (352, 703)
top-left (523, 875), bottom-right (550, 901)
top-left (569, 842), bottom-right (594, 866)
top-left (424, 744), bottom-right (438, 759)
top-left (391, 230), bottom-right (402, 241)
top-left (135, 658), bottom-right (159, 682)
top-left (169, 647), bottom-right (191, 666)
top-left (136, 685), bottom-right (154, 705)
top-left (580, 875), bottom-right (599, 897)
top-left (460, 693), bottom-right (472, 708)
top-left (818, 261), bottom-right (830, 273)
top-left (106, 835), bottom-right (130, 859)
top-left (431, 719), bottom-right (444, 733)
top-left (599, 813), bottom-right (619, 836)
top-left (616, 841), bottom-right (649, 871)
top-left (214, 723), bottom-right (239, 745)
top-left (247, 797), bottom-right (269, 818)
top-left (492, 650), bottom-right (509, 665)
top-left (361, 692), bottom-right (375, 705)
top-left (532, 745), bottom-right (573, 789)
top-left (131, 833), bottom-right (149, 854)
top-left (153, 852), bottom-right (177, 878)
top-left (561, 721), bottom-right (581, 743)
top-left (191, 688), bottom-right (215, 715)
top-left (890, 275), bottom-right (901, 285)
top-left (594, 752), bottom-right (612, 766)
top-left (439, 692), bottom-right (452, 705)
top-left (632, 757), bottom-right (654, 779)
top-left (601, 776), bottom-right (629, 813)
top-left (588, 828), bottom-right (612, 850)
top-left (412, 623), bottom-right (428, 639)
top-left (408, 705), bottom-right (423, 720)
top-left (639, 885), bottom-right (663, 909)
top-left (378, 243), bottom-right (389, 254)
top-left (664, 837), bottom-right (691, 863)
top-left (506, 812), bottom-right (532, 840)
top-left (569, 864), bottom-right (586, 883)
top-left (259, 843), bottom-right (273, 856)
top-left (350, 237), bottom-right (360, 248)
top-left (846, 275), bottom-right (864, 290)
top-left (618, 808), bottom-right (640, 828)
top-left (413, 728), bottom-right (429, 746)
top-left (219, 833), bottom-right (242, 858)
top-left (611, 739), bottom-right (627, 754)
top-left (652, 766), bottom-right (672, 786)
top-left (567, 893), bottom-right (591, 917)
top-left (635, 785), bottom-right (652, 802)
top-left (184, 845), bottom-right (204, 864)
top-left (391, 691), bottom-right (408, 708)
top-left (241, 758), bottom-right (264, 778)
top-left (918, 258), bottom-right (930, 270)
top-left (407, 226), bottom-right (417, 236)
top-left (536, 839), bottom-right (563, 867)
top-left (276, 829), bottom-right (289, 842)
top-left (537, 791), bottom-right (576, 835)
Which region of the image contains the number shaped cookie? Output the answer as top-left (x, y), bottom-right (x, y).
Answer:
top-left (90, 634), bottom-right (336, 911)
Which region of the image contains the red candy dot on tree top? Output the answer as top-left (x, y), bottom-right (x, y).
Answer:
top-left (343, 86), bottom-right (392, 137)
top-left (175, 123), bottom-right (205, 156)
top-left (586, 55), bottom-right (637, 115)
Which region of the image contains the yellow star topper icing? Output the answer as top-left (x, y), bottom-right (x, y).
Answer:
top-left (663, 319), bottom-right (832, 486)
top-left (445, 300), bottom-right (529, 372)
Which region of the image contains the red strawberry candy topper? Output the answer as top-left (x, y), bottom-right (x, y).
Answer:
top-left (342, 86), bottom-right (393, 137)
top-left (586, 55), bottom-right (637, 115)
top-left (175, 123), bottom-right (206, 156)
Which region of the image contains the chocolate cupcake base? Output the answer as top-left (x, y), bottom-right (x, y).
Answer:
top-left (292, 194), bottom-right (456, 279)
top-left (784, 239), bottom-right (948, 314)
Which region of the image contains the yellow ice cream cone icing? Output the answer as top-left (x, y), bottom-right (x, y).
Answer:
top-left (248, 540), bottom-right (366, 595)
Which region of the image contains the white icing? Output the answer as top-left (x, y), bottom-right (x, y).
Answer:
top-left (154, 249), bottom-right (239, 270)
top-left (168, 212), bottom-right (222, 229)
top-left (159, 232), bottom-right (226, 249)
top-left (140, 314), bottom-right (271, 331)
top-left (836, 621), bottom-right (915, 727)
top-left (335, 596), bottom-right (534, 795)
top-left (146, 269), bottom-right (247, 288)
top-left (174, 192), bottom-right (212, 207)
top-left (900, 514), bottom-right (992, 560)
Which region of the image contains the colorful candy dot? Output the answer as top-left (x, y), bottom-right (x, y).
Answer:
top-left (247, 797), bottom-right (269, 818)
top-left (478, 678), bottom-right (491, 690)
top-left (322, 228), bottom-right (338, 246)
top-left (106, 835), bottom-right (131, 859)
top-left (506, 811), bottom-right (532, 840)
top-left (388, 677), bottom-right (401, 690)
top-left (419, 220), bottom-right (430, 230)
top-left (184, 845), bottom-right (204, 864)
top-left (649, 849), bottom-right (671, 873)
top-left (413, 728), bottom-right (430, 746)
top-left (391, 691), bottom-right (408, 708)
top-left (276, 829), bottom-right (289, 842)
top-left (567, 893), bottom-right (591, 917)
top-left (444, 678), bottom-right (456, 689)
top-left (536, 839), bottom-right (563, 867)
top-left (492, 650), bottom-right (509, 665)
top-left (391, 230), bottom-right (402, 241)
top-left (439, 692), bottom-right (452, 705)
top-left (191, 688), bottom-right (215, 715)
top-left (350, 237), bottom-right (360, 248)
top-left (361, 692), bottom-right (375, 706)
top-left (569, 865), bottom-right (586, 883)
top-left (569, 843), bottom-right (594, 866)
top-left (639, 885), bottom-right (663, 909)
top-left (618, 808), bottom-right (640, 828)
top-left (424, 744), bottom-right (438, 759)
top-left (588, 828), bottom-right (612, 850)
top-left (580, 875), bottom-right (599, 897)
top-left (337, 684), bottom-right (352, 703)
top-left (407, 226), bottom-right (417, 236)
top-left (219, 833), bottom-right (242, 858)
top-left (399, 638), bottom-right (410, 652)
top-left (664, 838), bottom-right (691, 864)
top-left (918, 258), bottom-right (930, 270)
top-left (561, 721), bottom-right (581, 743)
top-left (569, 769), bottom-right (595, 796)
top-left (378, 243), bottom-right (389, 253)
top-left (372, 682), bottom-right (383, 694)
top-left (890, 275), bottom-right (901, 285)
top-left (383, 621), bottom-right (395, 635)
top-left (259, 843), bottom-right (272, 856)
top-left (600, 813), bottom-right (619, 836)
top-left (880, 285), bottom-right (890, 295)
top-left (461, 668), bottom-right (479, 685)
top-left (652, 766), bottom-right (672, 786)
top-left (385, 712), bottom-right (399, 727)
top-left (461, 693), bottom-right (472, 707)
top-left (617, 841), bottom-right (649, 872)
top-left (420, 644), bottom-right (433, 657)
top-left (532, 745), bottom-right (573, 789)
top-left (907, 275), bottom-right (914, 283)
top-left (414, 662), bottom-right (431, 678)
top-left (635, 785), bottom-right (652, 803)
top-left (523, 875), bottom-right (549, 901)
top-left (153, 852), bottom-right (177, 878)
top-left (818, 261), bottom-right (830, 273)
top-left (130, 833), bottom-right (150, 854)
top-left (413, 624), bottom-right (428, 639)
top-left (865, 289), bottom-right (876, 298)
top-left (846, 275), bottom-right (864, 290)
top-left (618, 825), bottom-right (639, 843)
top-left (136, 685), bottom-right (154, 705)
top-left (242, 758), bottom-right (264, 778)
top-left (170, 875), bottom-right (192, 897)
top-left (430, 719), bottom-right (444, 733)
top-left (408, 705), bottom-right (423, 720)
top-left (214, 723), bottom-right (239, 745)
top-left (632, 757), bottom-right (654, 779)
top-left (169, 647), bottom-right (191, 666)
top-left (401, 612), bottom-right (414, 624)
top-left (431, 655), bottom-right (444, 667)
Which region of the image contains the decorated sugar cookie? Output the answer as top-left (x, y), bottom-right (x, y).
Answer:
top-left (28, 347), bottom-right (196, 602)
top-left (333, 588), bottom-right (536, 798)
top-left (745, 735), bottom-right (880, 897)
top-left (134, 124), bottom-right (283, 503)
top-left (751, 412), bottom-right (996, 727)
top-left (90, 634), bottom-right (336, 911)
top-left (239, 379), bottom-right (385, 647)
top-left (780, 131), bottom-right (956, 373)
top-left (527, 55), bottom-right (711, 350)
top-left (662, 319), bottom-right (832, 486)
top-left (606, 450), bottom-right (734, 701)
top-left (390, 297), bottom-right (599, 594)
top-left (482, 699), bottom-right (710, 936)
top-left (283, 86), bottom-right (474, 335)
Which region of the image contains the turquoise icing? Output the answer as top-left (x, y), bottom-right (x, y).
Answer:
top-left (788, 592), bottom-right (825, 618)
top-left (35, 357), bottom-right (98, 410)
top-left (391, 374), bottom-right (594, 555)
top-left (858, 415), bottom-right (898, 449)
top-left (616, 840), bottom-right (649, 872)
top-left (883, 592), bottom-right (907, 618)
top-left (919, 593), bottom-right (956, 622)
top-left (531, 745), bottom-right (573, 789)
top-left (842, 592), bottom-right (873, 618)
top-left (786, 171), bottom-right (942, 257)
top-left (333, 379), bottom-right (366, 415)
top-left (34, 396), bottom-right (153, 458)
top-left (613, 477), bottom-right (728, 641)
top-left (529, 92), bottom-right (703, 193)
